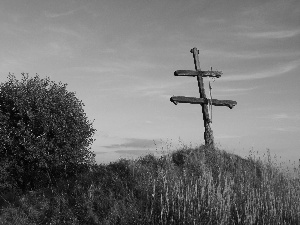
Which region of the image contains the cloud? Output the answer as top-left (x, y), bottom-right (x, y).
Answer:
top-left (266, 113), bottom-right (300, 120)
top-left (70, 59), bottom-right (157, 75)
top-left (215, 87), bottom-right (258, 93)
top-left (270, 113), bottom-right (289, 120)
top-left (273, 127), bottom-right (300, 132)
top-left (211, 86), bottom-right (259, 97)
top-left (103, 138), bottom-right (157, 149)
top-left (221, 60), bottom-right (299, 81)
top-left (259, 118), bottom-right (300, 132)
top-left (95, 152), bottom-right (108, 154)
top-left (219, 51), bottom-right (300, 60)
top-left (96, 130), bottom-right (110, 138)
top-left (135, 86), bottom-right (167, 98)
top-left (114, 149), bottom-right (152, 156)
top-left (44, 8), bottom-right (79, 18)
top-left (243, 29), bottom-right (300, 39)
top-left (44, 42), bottom-right (74, 58)
top-left (215, 134), bottom-right (242, 139)
top-left (0, 58), bottom-right (26, 73)
top-left (199, 47), bottom-right (300, 61)
top-left (131, 79), bottom-right (195, 99)
top-left (45, 26), bottom-right (83, 39)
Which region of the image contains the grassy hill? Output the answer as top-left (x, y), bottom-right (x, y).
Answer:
top-left (0, 145), bottom-right (299, 224)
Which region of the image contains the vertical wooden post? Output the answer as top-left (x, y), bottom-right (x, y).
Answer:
top-left (190, 47), bottom-right (214, 147)
top-left (171, 47), bottom-right (237, 148)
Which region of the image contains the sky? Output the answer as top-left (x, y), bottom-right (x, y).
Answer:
top-left (0, 0), bottom-right (299, 167)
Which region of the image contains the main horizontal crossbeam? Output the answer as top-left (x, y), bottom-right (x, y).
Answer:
top-left (170, 96), bottom-right (237, 109)
top-left (174, 70), bottom-right (222, 78)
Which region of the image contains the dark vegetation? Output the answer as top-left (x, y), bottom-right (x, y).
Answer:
top-left (0, 74), bottom-right (299, 224)
top-left (1, 145), bottom-right (299, 224)
top-left (0, 73), bottom-right (95, 195)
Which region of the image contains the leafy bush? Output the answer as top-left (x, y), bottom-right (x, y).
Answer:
top-left (0, 73), bottom-right (96, 192)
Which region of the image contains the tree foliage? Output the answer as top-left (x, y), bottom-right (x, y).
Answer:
top-left (0, 73), bottom-right (96, 192)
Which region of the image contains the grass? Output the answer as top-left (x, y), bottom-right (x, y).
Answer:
top-left (0, 144), bottom-right (299, 224)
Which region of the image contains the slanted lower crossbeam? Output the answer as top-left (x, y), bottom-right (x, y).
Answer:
top-left (174, 70), bottom-right (222, 78)
top-left (170, 96), bottom-right (237, 109)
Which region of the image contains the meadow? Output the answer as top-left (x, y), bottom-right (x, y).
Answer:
top-left (0, 144), bottom-right (299, 224)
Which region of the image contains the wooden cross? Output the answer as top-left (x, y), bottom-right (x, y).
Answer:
top-left (170, 47), bottom-right (237, 147)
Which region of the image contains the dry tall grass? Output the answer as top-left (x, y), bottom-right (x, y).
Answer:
top-left (0, 145), bottom-right (299, 224)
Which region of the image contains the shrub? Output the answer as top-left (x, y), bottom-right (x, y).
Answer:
top-left (0, 73), bottom-right (96, 192)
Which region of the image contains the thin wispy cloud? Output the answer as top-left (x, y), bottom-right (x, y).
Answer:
top-left (140, 89), bottom-right (166, 98)
top-left (211, 86), bottom-right (259, 97)
top-left (214, 87), bottom-right (258, 93)
top-left (0, 56), bottom-right (36, 74)
top-left (215, 134), bottom-right (242, 139)
top-left (103, 138), bottom-right (157, 149)
top-left (45, 42), bottom-right (74, 58)
top-left (0, 59), bottom-right (24, 73)
top-left (0, 21), bottom-right (31, 36)
top-left (45, 26), bottom-right (83, 39)
top-left (114, 149), bottom-right (152, 156)
top-left (44, 8), bottom-right (80, 18)
top-left (95, 152), bottom-right (108, 155)
top-left (265, 113), bottom-right (300, 120)
top-left (244, 29), bottom-right (300, 39)
top-left (131, 77), bottom-right (200, 97)
top-left (258, 125), bottom-right (299, 132)
top-left (212, 50), bottom-right (300, 60)
top-left (270, 113), bottom-right (289, 120)
top-left (133, 83), bottom-right (172, 98)
top-left (221, 60), bottom-right (299, 81)
top-left (71, 66), bottom-right (123, 75)
top-left (273, 127), bottom-right (300, 132)
top-left (71, 60), bottom-right (158, 75)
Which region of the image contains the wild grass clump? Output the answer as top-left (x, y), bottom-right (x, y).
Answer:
top-left (1, 145), bottom-right (299, 224)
